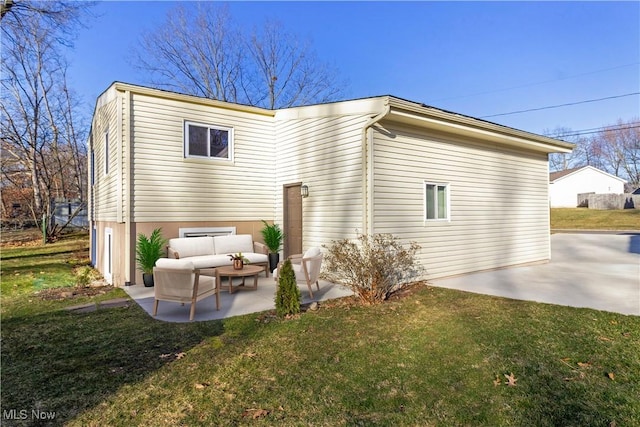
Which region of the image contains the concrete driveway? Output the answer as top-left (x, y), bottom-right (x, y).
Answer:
top-left (429, 232), bottom-right (640, 316)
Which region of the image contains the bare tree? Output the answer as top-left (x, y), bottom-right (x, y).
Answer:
top-left (545, 127), bottom-right (589, 172)
top-left (243, 20), bottom-right (344, 109)
top-left (545, 120), bottom-right (640, 187)
top-left (1, 0), bottom-right (91, 239)
top-left (133, 3), bottom-right (346, 109)
top-left (134, 4), bottom-right (244, 102)
top-left (591, 119), bottom-right (640, 187)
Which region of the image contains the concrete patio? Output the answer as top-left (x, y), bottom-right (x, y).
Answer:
top-left (124, 276), bottom-right (353, 322)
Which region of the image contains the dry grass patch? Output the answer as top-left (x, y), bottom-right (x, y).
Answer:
top-left (551, 208), bottom-right (640, 230)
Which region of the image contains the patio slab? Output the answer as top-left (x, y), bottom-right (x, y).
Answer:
top-left (124, 276), bottom-right (353, 322)
top-left (429, 232), bottom-right (640, 316)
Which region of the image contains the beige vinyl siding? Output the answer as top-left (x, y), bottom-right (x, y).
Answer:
top-left (275, 113), bottom-right (371, 247)
top-left (128, 92), bottom-right (275, 222)
top-left (372, 123), bottom-right (550, 279)
top-left (92, 95), bottom-right (119, 222)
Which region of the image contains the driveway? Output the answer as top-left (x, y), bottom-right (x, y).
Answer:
top-left (429, 232), bottom-right (640, 316)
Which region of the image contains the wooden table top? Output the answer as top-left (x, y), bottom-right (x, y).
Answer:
top-left (215, 264), bottom-right (263, 276)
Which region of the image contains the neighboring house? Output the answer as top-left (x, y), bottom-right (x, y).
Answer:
top-left (549, 166), bottom-right (627, 208)
top-left (88, 82), bottom-right (573, 286)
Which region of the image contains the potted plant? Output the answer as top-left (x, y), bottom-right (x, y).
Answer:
top-left (260, 220), bottom-right (285, 273)
top-left (228, 252), bottom-right (250, 270)
top-left (135, 228), bottom-right (168, 287)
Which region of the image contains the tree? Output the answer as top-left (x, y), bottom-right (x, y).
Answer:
top-left (243, 20), bottom-right (343, 109)
top-left (133, 3), bottom-right (346, 109)
top-left (590, 119), bottom-right (640, 188)
top-left (275, 259), bottom-right (301, 318)
top-left (545, 127), bottom-right (589, 172)
top-left (134, 4), bottom-right (244, 103)
top-left (546, 120), bottom-right (640, 188)
top-left (1, 0), bottom-right (92, 239)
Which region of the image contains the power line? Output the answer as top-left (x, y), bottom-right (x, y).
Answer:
top-left (480, 92), bottom-right (640, 118)
top-left (432, 62), bottom-right (640, 102)
top-left (553, 123), bottom-right (640, 139)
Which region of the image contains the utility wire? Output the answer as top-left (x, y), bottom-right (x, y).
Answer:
top-left (553, 123), bottom-right (640, 139)
top-left (480, 92), bottom-right (640, 118)
top-left (432, 62), bottom-right (640, 102)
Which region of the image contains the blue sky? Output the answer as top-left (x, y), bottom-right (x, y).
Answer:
top-left (68, 1), bottom-right (639, 136)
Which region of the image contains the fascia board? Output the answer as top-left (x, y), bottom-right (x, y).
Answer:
top-left (386, 99), bottom-right (575, 154)
top-left (111, 82), bottom-right (275, 117)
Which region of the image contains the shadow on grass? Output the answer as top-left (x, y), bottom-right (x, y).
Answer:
top-left (1, 302), bottom-right (225, 426)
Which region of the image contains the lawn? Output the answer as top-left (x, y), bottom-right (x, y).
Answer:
top-left (551, 208), bottom-right (640, 230)
top-left (1, 233), bottom-right (639, 426)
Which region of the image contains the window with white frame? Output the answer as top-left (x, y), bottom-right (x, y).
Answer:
top-left (184, 121), bottom-right (233, 160)
top-left (424, 181), bottom-right (449, 221)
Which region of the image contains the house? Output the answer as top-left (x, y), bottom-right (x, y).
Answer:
top-left (549, 166), bottom-right (627, 208)
top-left (88, 82), bottom-right (573, 286)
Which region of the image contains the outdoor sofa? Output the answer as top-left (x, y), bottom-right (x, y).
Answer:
top-left (164, 234), bottom-right (270, 276)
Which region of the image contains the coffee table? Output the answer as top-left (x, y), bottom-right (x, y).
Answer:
top-left (215, 265), bottom-right (263, 294)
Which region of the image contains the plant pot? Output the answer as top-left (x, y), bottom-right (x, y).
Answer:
top-left (142, 273), bottom-right (154, 287)
top-left (233, 259), bottom-right (244, 270)
top-left (268, 253), bottom-right (280, 273)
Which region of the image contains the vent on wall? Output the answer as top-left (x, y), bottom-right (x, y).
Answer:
top-left (179, 227), bottom-right (236, 238)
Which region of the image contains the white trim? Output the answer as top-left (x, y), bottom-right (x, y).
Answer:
top-left (178, 227), bottom-right (237, 238)
top-left (103, 227), bottom-right (113, 284)
top-left (184, 120), bottom-right (234, 162)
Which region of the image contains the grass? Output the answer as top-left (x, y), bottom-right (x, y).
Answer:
top-left (2, 234), bottom-right (639, 426)
top-left (551, 208), bottom-right (640, 230)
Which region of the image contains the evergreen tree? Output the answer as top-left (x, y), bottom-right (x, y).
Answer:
top-left (275, 259), bottom-right (301, 317)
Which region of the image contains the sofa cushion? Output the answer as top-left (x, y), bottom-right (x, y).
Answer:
top-left (213, 234), bottom-right (254, 255)
top-left (168, 236), bottom-right (214, 259)
top-left (155, 258), bottom-right (195, 270)
top-left (242, 253), bottom-right (269, 264)
top-left (303, 247), bottom-right (321, 259)
top-left (188, 255), bottom-right (233, 269)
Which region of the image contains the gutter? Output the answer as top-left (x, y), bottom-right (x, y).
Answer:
top-left (362, 101), bottom-right (391, 235)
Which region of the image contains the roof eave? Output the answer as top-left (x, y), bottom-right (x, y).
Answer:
top-left (385, 97), bottom-right (575, 154)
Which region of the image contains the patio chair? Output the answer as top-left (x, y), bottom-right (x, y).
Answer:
top-left (274, 247), bottom-right (323, 298)
top-left (152, 258), bottom-right (219, 321)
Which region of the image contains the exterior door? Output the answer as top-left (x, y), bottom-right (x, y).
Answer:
top-left (284, 183), bottom-right (303, 258)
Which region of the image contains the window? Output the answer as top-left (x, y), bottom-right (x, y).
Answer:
top-left (425, 182), bottom-right (449, 221)
top-left (104, 131), bottom-right (109, 176)
top-left (185, 121), bottom-right (233, 160)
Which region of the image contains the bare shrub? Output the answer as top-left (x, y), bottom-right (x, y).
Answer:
top-left (321, 233), bottom-right (424, 305)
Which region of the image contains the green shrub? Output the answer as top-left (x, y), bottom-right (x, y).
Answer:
top-left (275, 259), bottom-right (301, 318)
top-left (321, 233), bottom-right (424, 305)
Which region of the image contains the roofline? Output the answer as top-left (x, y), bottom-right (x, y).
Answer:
top-left (550, 165), bottom-right (628, 183)
top-left (384, 96), bottom-right (575, 154)
top-left (102, 82), bottom-right (276, 117)
top-left (89, 82), bottom-right (575, 154)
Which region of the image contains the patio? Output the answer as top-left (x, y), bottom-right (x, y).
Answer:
top-left (124, 276), bottom-right (353, 322)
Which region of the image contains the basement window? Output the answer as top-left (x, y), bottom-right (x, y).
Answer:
top-left (184, 121), bottom-right (233, 161)
top-left (424, 182), bottom-right (449, 221)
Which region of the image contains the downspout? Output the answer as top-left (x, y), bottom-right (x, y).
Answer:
top-left (361, 102), bottom-right (390, 235)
